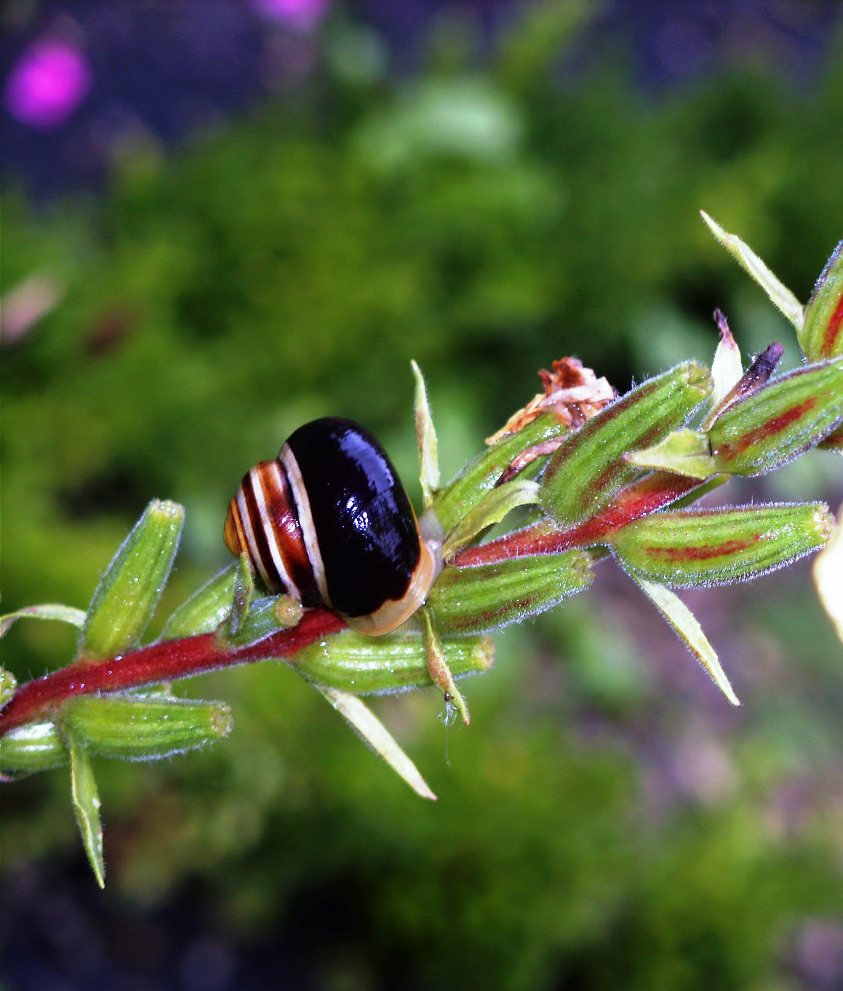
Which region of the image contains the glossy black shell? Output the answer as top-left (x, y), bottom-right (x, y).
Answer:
top-left (285, 417), bottom-right (422, 618)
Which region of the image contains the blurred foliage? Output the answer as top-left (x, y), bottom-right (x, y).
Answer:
top-left (3, 6), bottom-right (843, 989)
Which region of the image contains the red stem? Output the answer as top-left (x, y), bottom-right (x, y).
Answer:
top-left (0, 609), bottom-right (346, 738)
top-left (455, 472), bottom-right (700, 566)
top-left (0, 473), bottom-right (701, 739)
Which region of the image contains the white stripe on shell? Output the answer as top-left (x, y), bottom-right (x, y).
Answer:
top-left (279, 445), bottom-right (330, 605)
top-left (236, 485), bottom-right (275, 591)
top-left (252, 462), bottom-right (301, 600)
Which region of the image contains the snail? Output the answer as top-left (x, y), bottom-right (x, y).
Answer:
top-left (224, 417), bottom-right (439, 635)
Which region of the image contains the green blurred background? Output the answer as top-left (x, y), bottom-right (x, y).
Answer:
top-left (2, 2), bottom-right (843, 988)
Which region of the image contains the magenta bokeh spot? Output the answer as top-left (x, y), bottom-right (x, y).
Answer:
top-left (5, 38), bottom-right (92, 129)
top-left (251, 0), bottom-right (330, 31)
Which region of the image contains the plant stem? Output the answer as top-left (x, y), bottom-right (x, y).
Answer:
top-left (0, 609), bottom-right (346, 739)
top-left (454, 472), bottom-right (701, 566)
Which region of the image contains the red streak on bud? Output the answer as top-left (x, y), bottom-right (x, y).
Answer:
top-left (641, 536), bottom-right (759, 562)
top-left (455, 473), bottom-right (700, 566)
top-left (590, 460), bottom-right (625, 498)
top-left (443, 596), bottom-right (535, 633)
top-left (822, 292), bottom-right (843, 357)
top-left (716, 398), bottom-right (817, 461)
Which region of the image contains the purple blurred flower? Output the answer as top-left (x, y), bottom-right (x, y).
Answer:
top-left (251, 0), bottom-right (330, 31)
top-left (5, 38), bottom-right (91, 129)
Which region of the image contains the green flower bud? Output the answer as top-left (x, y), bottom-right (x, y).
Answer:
top-left (220, 593), bottom-right (302, 647)
top-left (81, 500), bottom-right (184, 660)
top-left (292, 628), bottom-right (494, 695)
top-left (61, 694), bottom-right (232, 760)
top-left (427, 550), bottom-right (593, 634)
top-left (708, 359), bottom-right (843, 475)
top-left (611, 503), bottom-right (833, 587)
top-left (0, 720), bottom-right (67, 774)
top-left (434, 414), bottom-right (568, 533)
top-left (541, 362), bottom-right (712, 526)
top-left (800, 240), bottom-right (843, 360)
top-left (160, 565), bottom-right (235, 639)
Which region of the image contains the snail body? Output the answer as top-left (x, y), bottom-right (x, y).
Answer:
top-left (224, 417), bottom-right (437, 635)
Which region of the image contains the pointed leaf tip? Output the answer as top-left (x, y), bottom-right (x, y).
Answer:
top-left (633, 575), bottom-right (740, 705)
top-left (412, 359), bottom-right (440, 508)
top-left (68, 733), bottom-right (106, 887)
top-left (700, 211), bottom-right (803, 332)
top-left (317, 686), bottom-right (437, 800)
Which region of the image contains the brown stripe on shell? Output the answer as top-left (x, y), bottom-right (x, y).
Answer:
top-left (261, 460), bottom-right (321, 606)
top-left (248, 462), bottom-right (300, 597)
top-left (239, 465), bottom-right (287, 592)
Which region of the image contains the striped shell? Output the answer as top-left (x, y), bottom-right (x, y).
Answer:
top-left (224, 417), bottom-right (436, 636)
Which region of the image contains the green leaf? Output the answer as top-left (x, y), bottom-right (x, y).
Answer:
top-left (434, 413), bottom-right (568, 533)
top-left (81, 500), bottom-right (184, 660)
top-left (625, 429), bottom-right (717, 480)
top-left (814, 503), bottom-right (843, 644)
top-left (412, 359), bottom-right (440, 508)
top-left (611, 503), bottom-right (833, 587)
top-left (224, 552), bottom-right (259, 640)
top-left (801, 239), bottom-right (843, 360)
top-left (708, 358), bottom-right (843, 475)
top-left (0, 603), bottom-right (86, 638)
top-left (441, 479), bottom-right (539, 559)
top-left (61, 695), bottom-right (233, 761)
top-left (316, 685), bottom-right (437, 800)
top-left (293, 627), bottom-right (493, 695)
top-left (632, 575), bottom-right (739, 706)
top-left (67, 732), bottom-right (106, 887)
top-left (160, 565), bottom-right (235, 639)
top-left (0, 720), bottom-right (67, 774)
top-left (427, 550), bottom-right (593, 634)
top-left (541, 362), bottom-right (712, 526)
top-left (700, 211), bottom-right (803, 331)
top-left (418, 608), bottom-right (470, 725)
